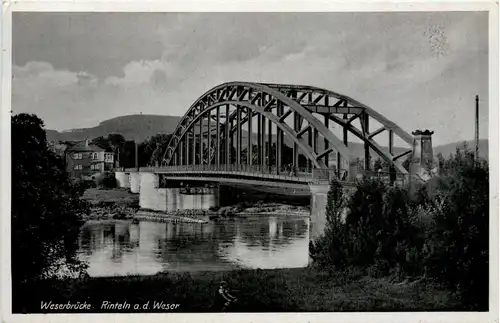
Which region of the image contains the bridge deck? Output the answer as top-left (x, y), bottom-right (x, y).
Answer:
top-left (118, 165), bottom-right (411, 188)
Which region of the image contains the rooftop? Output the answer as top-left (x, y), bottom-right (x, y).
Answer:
top-left (66, 139), bottom-right (108, 152)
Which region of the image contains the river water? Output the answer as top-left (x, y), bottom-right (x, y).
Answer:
top-left (78, 216), bottom-right (310, 277)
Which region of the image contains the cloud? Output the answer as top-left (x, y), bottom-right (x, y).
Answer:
top-left (11, 12), bottom-right (488, 146)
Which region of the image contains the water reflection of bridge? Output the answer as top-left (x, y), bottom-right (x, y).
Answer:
top-left (78, 217), bottom-right (310, 276)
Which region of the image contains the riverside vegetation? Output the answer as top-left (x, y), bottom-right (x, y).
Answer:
top-left (310, 145), bottom-right (489, 311)
top-left (12, 113), bottom-right (489, 312)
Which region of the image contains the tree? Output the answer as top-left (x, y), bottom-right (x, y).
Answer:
top-left (309, 179), bottom-right (347, 271)
top-left (425, 147), bottom-right (489, 309)
top-left (373, 158), bottom-right (384, 171)
top-left (107, 133), bottom-right (126, 152)
top-left (144, 134), bottom-right (172, 166)
top-left (91, 136), bottom-right (111, 151)
top-left (308, 144), bottom-right (489, 309)
top-left (344, 177), bottom-right (387, 268)
top-left (436, 152), bottom-right (445, 174)
top-left (11, 114), bottom-right (89, 284)
top-left (119, 140), bottom-right (137, 168)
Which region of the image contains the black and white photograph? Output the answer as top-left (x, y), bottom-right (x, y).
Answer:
top-left (1, 1), bottom-right (498, 322)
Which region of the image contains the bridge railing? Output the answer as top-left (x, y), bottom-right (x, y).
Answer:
top-left (311, 168), bottom-right (351, 183)
top-left (356, 170), bottom-right (417, 187)
top-left (120, 165), bottom-right (414, 186)
top-left (140, 164), bottom-right (354, 183)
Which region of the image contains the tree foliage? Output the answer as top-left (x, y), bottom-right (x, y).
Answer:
top-left (142, 133), bottom-right (172, 166)
top-left (12, 114), bottom-right (89, 284)
top-left (107, 133), bottom-right (126, 153)
top-left (91, 136), bottom-right (111, 151)
top-left (310, 146), bottom-right (489, 309)
top-left (425, 146), bottom-right (489, 309)
top-left (95, 171), bottom-right (118, 189)
top-left (344, 178), bottom-right (387, 269)
top-left (309, 179), bottom-right (346, 270)
top-left (91, 134), bottom-right (126, 166)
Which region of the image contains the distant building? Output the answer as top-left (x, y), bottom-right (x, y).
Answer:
top-left (65, 139), bottom-right (114, 181)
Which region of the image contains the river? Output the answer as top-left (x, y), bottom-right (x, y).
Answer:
top-left (78, 215), bottom-right (310, 277)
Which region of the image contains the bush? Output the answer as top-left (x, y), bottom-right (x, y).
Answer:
top-left (311, 147), bottom-right (489, 309)
top-left (96, 172), bottom-right (118, 189)
top-left (343, 177), bottom-right (389, 270)
top-left (424, 148), bottom-right (489, 310)
top-left (309, 179), bottom-right (348, 271)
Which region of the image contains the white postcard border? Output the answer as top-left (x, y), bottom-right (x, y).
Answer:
top-left (1, 1), bottom-right (498, 323)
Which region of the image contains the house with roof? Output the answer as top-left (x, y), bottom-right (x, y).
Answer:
top-left (65, 139), bottom-right (115, 181)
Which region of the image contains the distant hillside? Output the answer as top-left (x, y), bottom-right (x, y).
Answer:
top-left (46, 114), bottom-right (182, 142)
top-left (433, 139), bottom-right (488, 161)
top-left (45, 114), bottom-right (488, 161)
top-left (45, 129), bottom-right (63, 142)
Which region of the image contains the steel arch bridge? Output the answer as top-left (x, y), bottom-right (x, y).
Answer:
top-left (161, 82), bottom-right (414, 179)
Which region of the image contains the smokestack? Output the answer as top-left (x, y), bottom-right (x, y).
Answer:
top-left (475, 95), bottom-right (479, 164)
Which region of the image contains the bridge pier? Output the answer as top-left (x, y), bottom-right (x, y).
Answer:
top-left (138, 174), bottom-right (221, 212)
top-left (139, 173), bottom-right (168, 211)
top-left (309, 183), bottom-right (330, 241)
top-left (115, 171), bottom-right (130, 188)
top-left (129, 172), bottom-right (141, 193)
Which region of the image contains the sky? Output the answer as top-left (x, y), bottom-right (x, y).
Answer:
top-left (12, 12), bottom-right (489, 146)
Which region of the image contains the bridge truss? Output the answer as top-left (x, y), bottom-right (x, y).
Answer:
top-left (161, 82), bottom-right (413, 175)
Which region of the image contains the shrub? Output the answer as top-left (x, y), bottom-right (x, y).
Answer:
top-left (344, 177), bottom-right (387, 269)
top-left (311, 145), bottom-right (489, 310)
top-left (309, 179), bottom-right (347, 271)
top-left (424, 148), bottom-right (489, 310)
top-left (96, 172), bottom-right (118, 189)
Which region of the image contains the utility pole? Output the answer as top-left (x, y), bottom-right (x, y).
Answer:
top-left (135, 141), bottom-right (139, 171)
top-left (137, 111), bottom-right (142, 171)
top-left (475, 95), bottom-right (479, 164)
top-left (117, 147), bottom-right (120, 168)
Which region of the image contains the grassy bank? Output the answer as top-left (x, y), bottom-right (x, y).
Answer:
top-left (82, 188), bottom-right (139, 220)
top-left (13, 267), bottom-right (459, 313)
top-left (82, 188), bottom-right (139, 205)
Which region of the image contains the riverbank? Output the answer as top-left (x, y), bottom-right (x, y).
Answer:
top-left (81, 188), bottom-right (310, 221)
top-left (82, 188), bottom-right (139, 221)
top-left (13, 266), bottom-right (459, 313)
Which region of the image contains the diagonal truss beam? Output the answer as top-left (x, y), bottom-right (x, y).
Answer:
top-left (166, 101), bottom-right (327, 168)
top-left (162, 81), bottom-right (414, 174)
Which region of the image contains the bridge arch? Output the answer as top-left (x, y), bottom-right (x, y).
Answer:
top-left (161, 82), bottom-right (413, 174)
top-left (168, 101), bottom-right (324, 168)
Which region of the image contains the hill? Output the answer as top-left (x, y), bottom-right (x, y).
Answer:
top-left (46, 114), bottom-right (182, 142)
top-left (433, 139), bottom-right (488, 161)
top-left (45, 114), bottom-right (488, 161)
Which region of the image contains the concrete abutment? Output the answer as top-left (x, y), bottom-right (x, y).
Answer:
top-left (115, 171), bottom-right (130, 188)
top-left (308, 183), bottom-right (330, 241)
top-left (129, 172), bottom-right (141, 193)
top-left (135, 173), bottom-right (219, 212)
